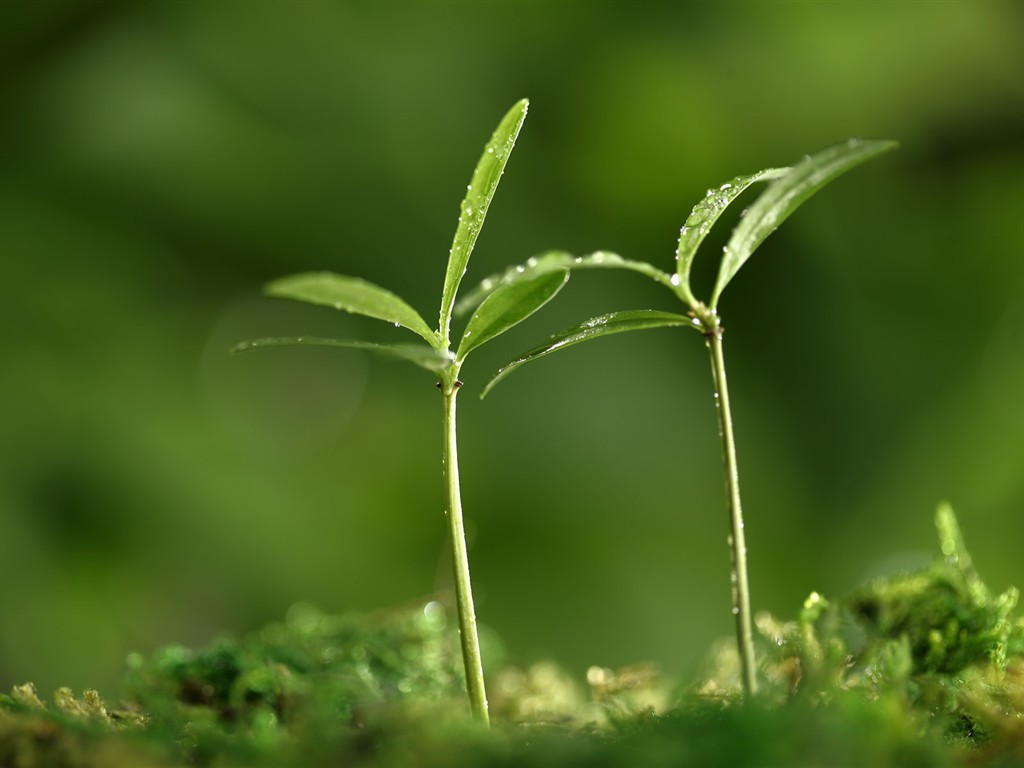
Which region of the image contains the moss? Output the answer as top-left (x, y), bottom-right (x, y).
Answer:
top-left (2, 506), bottom-right (1021, 766)
top-left (0, 684), bottom-right (161, 768)
top-left (700, 503), bottom-right (1024, 766)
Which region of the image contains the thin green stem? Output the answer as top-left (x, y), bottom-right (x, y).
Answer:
top-left (704, 323), bottom-right (758, 697)
top-left (441, 382), bottom-right (490, 724)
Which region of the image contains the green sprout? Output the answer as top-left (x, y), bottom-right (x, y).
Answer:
top-left (460, 138), bottom-right (899, 698)
top-left (233, 99), bottom-right (583, 724)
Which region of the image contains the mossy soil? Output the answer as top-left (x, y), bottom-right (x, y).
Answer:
top-left (3, 507), bottom-right (1022, 768)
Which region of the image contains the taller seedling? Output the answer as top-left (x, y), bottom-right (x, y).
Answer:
top-left (234, 100), bottom-right (578, 724)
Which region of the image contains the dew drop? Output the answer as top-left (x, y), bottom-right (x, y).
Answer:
top-left (670, 274), bottom-right (681, 287)
top-left (732, 606), bottom-right (740, 615)
top-left (720, 183), bottom-right (733, 191)
top-left (679, 226), bottom-right (690, 237)
top-left (422, 600), bottom-right (446, 629)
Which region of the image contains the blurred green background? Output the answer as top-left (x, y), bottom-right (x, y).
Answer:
top-left (1, 1), bottom-right (1021, 698)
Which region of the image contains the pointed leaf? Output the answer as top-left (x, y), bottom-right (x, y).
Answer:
top-left (675, 167), bottom-right (789, 303)
top-left (456, 270), bottom-right (569, 362)
top-left (438, 99), bottom-right (530, 344)
top-left (231, 336), bottom-right (452, 373)
top-left (455, 251), bottom-right (668, 316)
top-left (266, 272), bottom-right (436, 344)
top-left (454, 251), bottom-right (575, 315)
top-left (480, 309), bottom-right (695, 398)
top-left (711, 138), bottom-right (898, 308)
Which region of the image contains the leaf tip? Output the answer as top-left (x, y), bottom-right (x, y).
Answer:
top-left (263, 273), bottom-right (300, 297)
top-left (478, 375), bottom-right (501, 401)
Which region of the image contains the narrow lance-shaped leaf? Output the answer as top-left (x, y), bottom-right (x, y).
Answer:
top-left (438, 99), bottom-right (530, 346)
top-left (481, 309), bottom-right (696, 399)
top-left (266, 272), bottom-right (436, 345)
top-left (456, 270), bottom-right (569, 362)
top-left (710, 138), bottom-right (898, 308)
top-left (454, 251), bottom-right (668, 316)
top-left (231, 336), bottom-right (452, 373)
top-left (674, 167), bottom-right (789, 304)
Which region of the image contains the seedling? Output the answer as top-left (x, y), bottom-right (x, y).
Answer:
top-left (232, 99), bottom-right (581, 724)
top-left (460, 139), bottom-right (899, 698)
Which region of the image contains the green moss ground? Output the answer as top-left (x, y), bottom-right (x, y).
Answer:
top-left (3, 506), bottom-right (1021, 767)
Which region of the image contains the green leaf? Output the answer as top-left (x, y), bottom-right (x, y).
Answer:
top-left (710, 138), bottom-right (898, 308)
top-left (266, 272), bottom-right (436, 345)
top-left (675, 167), bottom-right (789, 303)
top-left (231, 336), bottom-right (452, 373)
top-left (454, 251), bottom-right (666, 316)
top-left (456, 270), bottom-right (569, 362)
top-left (455, 251), bottom-right (575, 315)
top-left (480, 309), bottom-right (695, 398)
top-left (438, 99), bottom-right (530, 345)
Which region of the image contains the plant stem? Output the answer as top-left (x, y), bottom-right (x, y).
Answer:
top-left (704, 323), bottom-right (758, 697)
top-left (441, 383), bottom-right (490, 724)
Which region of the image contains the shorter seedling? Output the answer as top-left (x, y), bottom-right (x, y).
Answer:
top-left (234, 100), bottom-right (584, 724)
top-left (460, 139), bottom-right (899, 697)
